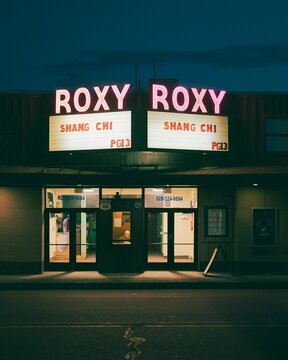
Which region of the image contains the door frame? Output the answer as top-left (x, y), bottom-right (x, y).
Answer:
top-left (97, 198), bottom-right (145, 273)
top-left (145, 209), bottom-right (198, 270)
top-left (44, 208), bottom-right (98, 271)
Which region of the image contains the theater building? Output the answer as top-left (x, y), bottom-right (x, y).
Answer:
top-left (0, 82), bottom-right (288, 275)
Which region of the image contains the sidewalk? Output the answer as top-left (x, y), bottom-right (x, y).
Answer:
top-left (0, 271), bottom-right (288, 289)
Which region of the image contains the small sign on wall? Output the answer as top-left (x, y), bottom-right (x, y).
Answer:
top-left (100, 199), bottom-right (111, 211)
top-left (252, 208), bottom-right (277, 247)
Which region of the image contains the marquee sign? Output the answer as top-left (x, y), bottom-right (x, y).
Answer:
top-left (49, 82), bottom-right (228, 152)
top-left (49, 83), bottom-right (132, 152)
top-left (49, 111), bottom-right (131, 151)
top-left (147, 111), bottom-right (228, 151)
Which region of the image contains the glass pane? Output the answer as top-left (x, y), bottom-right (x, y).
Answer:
top-left (102, 188), bottom-right (142, 199)
top-left (145, 188), bottom-right (197, 208)
top-left (46, 188), bottom-right (99, 208)
top-left (174, 212), bottom-right (194, 263)
top-left (207, 208), bottom-right (227, 236)
top-left (266, 135), bottom-right (288, 152)
top-left (266, 118), bottom-right (288, 134)
top-left (147, 212), bottom-right (168, 263)
top-left (76, 212), bottom-right (96, 263)
top-left (76, 245), bottom-right (96, 263)
top-left (112, 211), bottom-right (131, 245)
top-left (49, 212), bottom-right (70, 262)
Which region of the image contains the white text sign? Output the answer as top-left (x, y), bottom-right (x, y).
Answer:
top-left (147, 111), bottom-right (228, 151)
top-left (49, 111), bottom-right (131, 151)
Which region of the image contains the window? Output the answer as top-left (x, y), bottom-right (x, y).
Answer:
top-left (112, 211), bottom-right (131, 245)
top-left (146, 211), bottom-right (195, 264)
top-left (102, 188), bottom-right (142, 199)
top-left (265, 118), bottom-right (288, 152)
top-left (174, 212), bottom-right (194, 263)
top-left (49, 212), bottom-right (70, 262)
top-left (145, 187), bottom-right (198, 208)
top-left (76, 212), bottom-right (97, 263)
top-left (46, 188), bottom-right (99, 208)
top-left (205, 206), bottom-right (228, 238)
top-left (147, 212), bottom-right (168, 263)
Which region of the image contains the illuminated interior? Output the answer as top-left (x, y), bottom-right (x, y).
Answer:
top-left (147, 212), bottom-right (194, 263)
top-left (49, 212), bottom-right (70, 263)
top-left (46, 187), bottom-right (197, 265)
top-left (48, 211), bottom-right (96, 263)
top-left (112, 211), bottom-right (131, 245)
top-left (102, 188), bottom-right (142, 198)
top-left (145, 187), bottom-right (197, 208)
top-left (46, 188), bottom-right (99, 208)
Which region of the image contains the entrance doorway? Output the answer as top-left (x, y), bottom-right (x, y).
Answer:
top-left (146, 210), bottom-right (197, 269)
top-left (97, 198), bottom-right (144, 273)
top-left (45, 187), bottom-right (198, 272)
top-left (45, 210), bottom-right (97, 270)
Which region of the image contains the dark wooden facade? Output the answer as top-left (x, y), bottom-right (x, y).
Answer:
top-left (1, 90), bottom-right (287, 172)
top-left (0, 90), bottom-right (287, 275)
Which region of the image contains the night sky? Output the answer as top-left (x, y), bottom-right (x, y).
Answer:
top-left (1, 0), bottom-right (288, 92)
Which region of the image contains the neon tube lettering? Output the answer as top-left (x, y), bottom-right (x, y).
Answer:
top-left (172, 86), bottom-right (189, 112)
top-left (111, 84), bottom-right (131, 110)
top-left (55, 89), bottom-right (71, 114)
top-left (152, 84), bottom-right (169, 110)
top-left (151, 84), bottom-right (226, 114)
top-left (191, 88), bottom-right (207, 113)
top-left (74, 87), bottom-right (91, 112)
top-left (93, 86), bottom-right (110, 111)
top-left (208, 90), bottom-right (226, 114)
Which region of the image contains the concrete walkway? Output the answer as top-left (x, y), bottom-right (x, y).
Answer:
top-left (0, 271), bottom-right (287, 289)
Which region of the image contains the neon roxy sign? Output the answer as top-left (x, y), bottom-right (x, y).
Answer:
top-left (54, 83), bottom-right (225, 115)
top-left (55, 84), bottom-right (131, 114)
top-left (152, 84), bottom-right (226, 114)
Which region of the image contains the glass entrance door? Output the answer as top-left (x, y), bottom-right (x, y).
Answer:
top-left (146, 210), bottom-right (196, 268)
top-left (174, 212), bottom-right (195, 263)
top-left (147, 212), bottom-right (168, 263)
top-left (45, 210), bottom-right (97, 270)
top-left (75, 212), bottom-right (97, 264)
top-left (48, 212), bottom-right (70, 263)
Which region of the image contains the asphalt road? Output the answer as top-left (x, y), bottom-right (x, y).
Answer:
top-left (0, 289), bottom-right (287, 359)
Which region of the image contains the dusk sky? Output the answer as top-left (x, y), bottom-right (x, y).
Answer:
top-left (1, 0), bottom-right (288, 92)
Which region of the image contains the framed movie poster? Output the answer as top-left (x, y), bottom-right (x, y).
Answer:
top-left (252, 208), bottom-right (277, 247)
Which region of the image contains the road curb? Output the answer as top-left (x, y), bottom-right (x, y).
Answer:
top-left (1, 281), bottom-right (288, 290)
